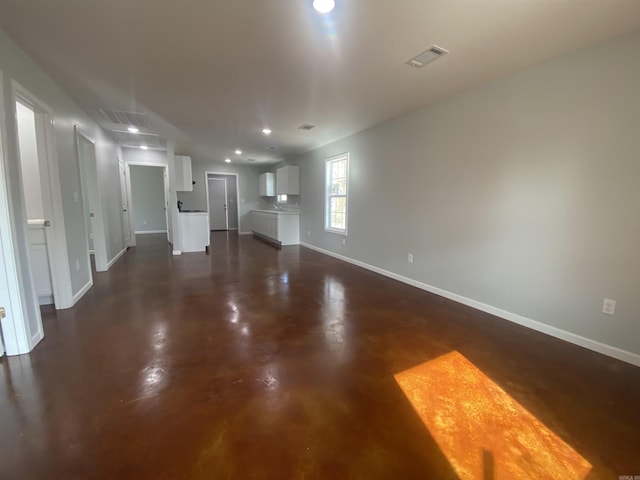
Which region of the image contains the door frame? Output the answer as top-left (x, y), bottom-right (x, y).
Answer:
top-left (124, 162), bottom-right (169, 247)
top-left (0, 69), bottom-right (32, 355)
top-left (75, 127), bottom-right (108, 273)
top-left (118, 157), bottom-right (132, 248)
top-left (205, 171), bottom-right (240, 232)
top-left (11, 81), bottom-right (73, 311)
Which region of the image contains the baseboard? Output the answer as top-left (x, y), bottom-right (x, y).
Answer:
top-left (300, 242), bottom-right (640, 367)
top-left (71, 279), bottom-right (93, 307)
top-left (107, 247), bottom-right (127, 269)
top-left (172, 250), bottom-right (182, 256)
top-left (238, 231), bottom-right (253, 235)
top-left (135, 230), bottom-right (168, 234)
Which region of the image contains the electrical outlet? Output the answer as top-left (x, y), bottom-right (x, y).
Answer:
top-left (143, 220), bottom-right (148, 225)
top-left (342, 238), bottom-right (346, 246)
top-left (307, 230), bottom-right (311, 237)
top-left (73, 192), bottom-right (80, 203)
top-left (75, 259), bottom-right (80, 271)
top-left (602, 298), bottom-right (616, 315)
top-left (408, 253), bottom-right (414, 263)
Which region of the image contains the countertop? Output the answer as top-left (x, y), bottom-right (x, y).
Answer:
top-left (252, 209), bottom-right (300, 216)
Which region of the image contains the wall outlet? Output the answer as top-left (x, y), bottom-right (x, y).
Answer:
top-left (143, 220), bottom-right (148, 225)
top-left (602, 298), bottom-right (616, 315)
top-left (73, 192), bottom-right (80, 203)
top-left (342, 238), bottom-right (346, 246)
top-left (307, 230), bottom-right (311, 237)
top-left (408, 253), bottom-right (414, 263)
top-left (75, 259), bottom-right (80, 271)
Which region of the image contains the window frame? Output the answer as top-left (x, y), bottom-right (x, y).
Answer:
top-left (324, 152), bottom-right (349, 236)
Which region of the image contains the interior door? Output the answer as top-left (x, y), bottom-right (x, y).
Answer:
top-left (119, 159), bottom-right (131, 247)
top-left (208, 178), bottom-right (228, 231)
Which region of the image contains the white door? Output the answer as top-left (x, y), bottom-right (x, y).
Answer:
top-left (119, 160), bottom-right (133, 247)
top-left (208, 178), bottom-right (228, 231)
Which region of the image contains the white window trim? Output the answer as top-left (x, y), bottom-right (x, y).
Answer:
top-left (324, 152), bottom-right (349, 236)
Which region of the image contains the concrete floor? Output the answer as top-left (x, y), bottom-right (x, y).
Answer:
top-left (0, 232), bottom-right (638, 479)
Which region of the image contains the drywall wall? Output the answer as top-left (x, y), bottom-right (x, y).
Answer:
top-left (293, 31), bottom-right (640, 361)
top-left (177, 158), bottom-right (260, 233)
top-left (129, 165), bottom-right (167, 233)
top-left (15, 101), bottom-right (43, 219)
top-left (0, 26), bottom-right (125, 351)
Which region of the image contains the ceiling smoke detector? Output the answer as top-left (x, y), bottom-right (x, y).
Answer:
top-left (406, 45), bottom-right (449, 68)
top-left (298, 124), bottom-right (316, 131)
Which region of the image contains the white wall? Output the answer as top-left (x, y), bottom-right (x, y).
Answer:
top-left (15, 101), bottom-right (43, 219)
top-left (293, 31), bottom-right (640, 363)
top-left (177, 158), bottom-right (260, 234)
top-left (0, 26), bottom-right (125, 349)
top-left (129, 165), bottom-right (167, 233)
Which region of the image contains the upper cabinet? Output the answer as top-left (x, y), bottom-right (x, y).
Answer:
top-left (276, 165), bottom-right (299, 195)
top-left (259, 172), bottom-right (275, 197)
top-left (175, 155), bottom-right (193, 192)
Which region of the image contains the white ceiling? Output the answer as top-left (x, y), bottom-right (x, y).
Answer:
top-left (1, 1), bottom-right (639, 164)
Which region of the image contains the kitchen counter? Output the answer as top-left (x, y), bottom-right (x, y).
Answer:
top-left (177, 212), bottom-right (210, 253)
top-left (252, 209), bottom-right (300, 215)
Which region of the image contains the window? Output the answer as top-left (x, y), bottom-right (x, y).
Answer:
top-left (325, 153), bottom-right (349, 234)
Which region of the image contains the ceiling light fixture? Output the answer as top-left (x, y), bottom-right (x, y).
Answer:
top-left (140, 145), bottom-right (148, 150)
top-left (313, 0), bottom-right (335, 13)
top-left (127, 126), bottom-right (139, 133)
top-left (262, 128), bottom-right (272, 135)
top-left (235, 149), bottom-right (242, 155)
top-left (225, 158), bottom-right (231, 163)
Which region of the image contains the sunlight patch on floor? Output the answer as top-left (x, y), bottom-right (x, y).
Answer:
top-left (394, 351), bottom-right (591, 480)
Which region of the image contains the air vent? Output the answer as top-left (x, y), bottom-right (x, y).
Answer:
top-left (266, 146), bottom-right (277, 151)
top-left (247, 158), bottom-right (256, 162)
top-left (99, 109), bottom-right (148, 128)
top-left (298, 123), bottom-right (315, 131)
top-left (406, 45), bottom-right (449, 69)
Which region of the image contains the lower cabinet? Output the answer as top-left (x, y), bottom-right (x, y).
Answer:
top-left (251, 211), bottom-right (299, 246)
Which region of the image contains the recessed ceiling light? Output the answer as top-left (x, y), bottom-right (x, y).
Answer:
top-left (313, 0), bottom-right (335, 13)
top-left (140, 145), bottom-right (148, 150)
top-left (225, 158), bottom-right (231, 163)
top-left (127, 126), bottom-right (139, 133)
top-left (235, 149), bottom-right (242, 155)
top-left (262, 128), bottom-right (272, 135)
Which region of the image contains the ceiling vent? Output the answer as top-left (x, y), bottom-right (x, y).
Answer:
top-left (99, 109), bottom-right (149, 128)
top-left (247, 158), bottom-right (256, 162)
top-left (266, 145), bottom-right (277, 151)
top-left (406, 45), bottom-right (449, 69)
top-left (298, 123), bottom-right (316, 131)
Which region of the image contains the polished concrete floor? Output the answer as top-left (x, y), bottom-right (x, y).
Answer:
top-left (0, 232), bottom-right (638, 479)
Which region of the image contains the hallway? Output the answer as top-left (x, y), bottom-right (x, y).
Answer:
top-left (0, 232), bottom-right (638, 479)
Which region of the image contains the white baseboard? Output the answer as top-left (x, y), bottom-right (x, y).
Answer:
top-left (300, 242), bottom-right (640, 367)
top-left (135, 230), bottom-right (167, 234)
top-left (239, 231), bottom-right (253, 235)
top-left (71, 279), bottom-right (93, 307)
top-left (107, 247), bottom-right (127, 269)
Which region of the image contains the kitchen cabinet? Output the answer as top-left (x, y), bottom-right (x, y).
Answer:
top-left (175, 155), bottom-right (193, 192)
top-left (276, 165), bottom-right (299, 195)
top-left (178, 212), bottom-right (210, 253)
top-left (259, 172), bottom-right (275, 196)
top-left (251, 210), bottom-right (299, 246)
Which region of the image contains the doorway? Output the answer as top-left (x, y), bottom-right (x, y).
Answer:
top-left (76, 129), bottom-right (107, 272)
top-left (206, 172), bottom-right (239, 232)
top-left (126, 164), bottom-right (169, 244)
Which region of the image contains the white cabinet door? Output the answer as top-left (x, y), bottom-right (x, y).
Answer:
top-left (175, 155), bottom-right (193, 192)
top-left (259, 173), bottom-right (275, 196)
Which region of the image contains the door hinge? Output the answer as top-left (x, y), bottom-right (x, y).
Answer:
top-left (0, 306), bottom-right (6, 319)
